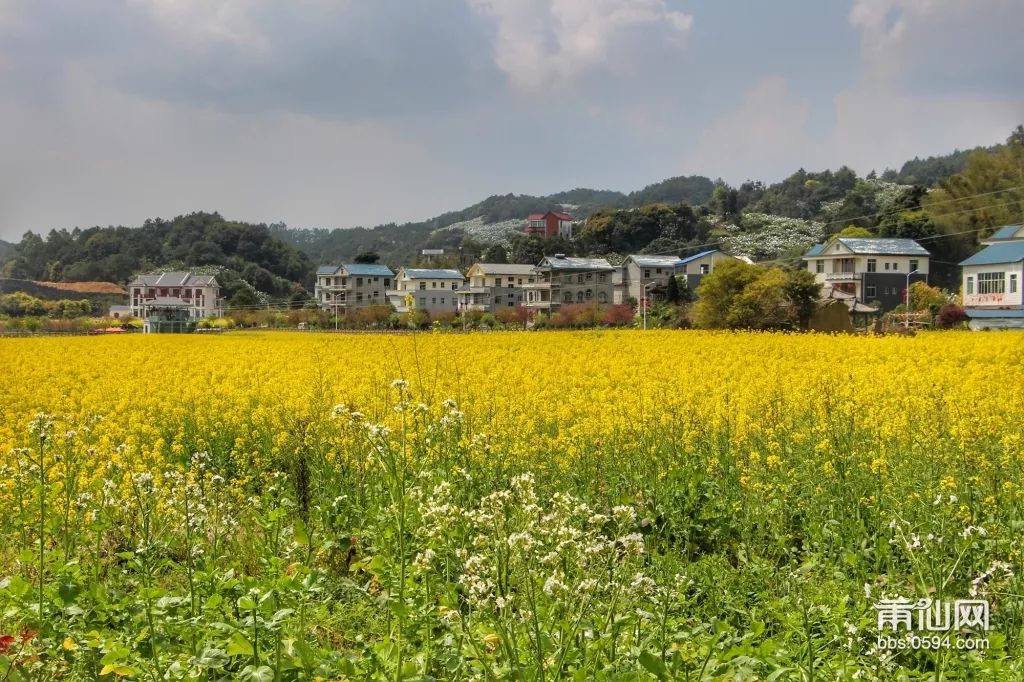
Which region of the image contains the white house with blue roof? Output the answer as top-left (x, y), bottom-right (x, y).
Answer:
top-left (677, 250), bottom-right (746, 291)
top-left (315, 263), bottom-right (395, 312)
top-left (960, 225), bottom-right (1024, 329)
top-left (387, 267), bottom-right (465, 314)
top-left (614, 255), bottom-right (684, 304)
top-left (802, 237), bottom-right (930, 312)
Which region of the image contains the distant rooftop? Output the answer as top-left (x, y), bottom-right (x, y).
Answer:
top-left (473, 263), bottom-right (538, 276)
top-left (959, 241), bottom-right (1024, 267)
top-left (401, 268), bottom-right (464, 280)
top-left (805, 238), bottom-right (929, 257)
top-left (678, 250), bottom-right (720, 265)
top-left (628, 255), bottom-right (684, 268)
top-left (540, 255), bottom-right (614, 270)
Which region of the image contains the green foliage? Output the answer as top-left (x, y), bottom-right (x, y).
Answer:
top-left (693, 260), bottom-right (820, 330)
top-left (835, 225), bottom-right (874, 238)
top-left (5, 212), bottom-right (313, 298)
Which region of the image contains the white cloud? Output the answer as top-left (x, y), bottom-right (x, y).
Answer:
top-left (835, 0), bottom-right (1024, 172)
top-left (466, 0), bottom-right (692, 89)
top-left (0, 68), bottom-right (464, 236)
top-left (683, 76), bottom-right (819, 183)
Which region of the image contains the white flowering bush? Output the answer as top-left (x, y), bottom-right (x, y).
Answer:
top-left (721, 213), bottom-right (825, 260)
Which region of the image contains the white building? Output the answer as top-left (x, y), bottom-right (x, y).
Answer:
top-left (960, 225), bottom-right (1024, 329)
top-left (127, 272), bottom-right (222, 319)
top-left (522, 255), bottom-right (615, 310)
top-left (315, 264), bottom-right (395, 311)
top-left (456, 263), bottom-right (537, 312)
top-left (802, 238), bottom-right (930, 312)
top-left (387, 268), bottom-right (465, 314)
top-left (613, 255), bottom-right (684, 304)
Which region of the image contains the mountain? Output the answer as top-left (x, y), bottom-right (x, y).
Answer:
top-left (1, 212), bottom-right (313, 299)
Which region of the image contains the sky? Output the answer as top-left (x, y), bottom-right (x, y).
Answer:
top-left (0, 0), bottom-right (1022, 240)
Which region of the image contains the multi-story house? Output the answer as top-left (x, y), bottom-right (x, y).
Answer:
top-left (524, 211), bottom-right (575, 239)
top-left (127, 272), bottom-right (222, 320)
top-left (613, 255), bottom-right (684, 304)
top-left (802, 238), bottom-right (930, 312)
top-left (678, 250), bottom-right (744, 290)
top-left (959, 224), bottom-right (1024, 329)
top-left (386, 268), bottom-right (465, 314)
top-left (315, 264), bottom-right (395, 312)
top-left (522, 254), bottom-right (615, 310)
top-left (456, 263), bottom-right (537, 312)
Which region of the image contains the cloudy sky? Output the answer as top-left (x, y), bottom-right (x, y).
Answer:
top-left (1, 0), bottom-right (1022, 240)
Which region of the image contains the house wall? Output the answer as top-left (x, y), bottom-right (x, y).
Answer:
top-left (962, 262), bottom-right (1024, 308)
top-left (316, 272), bottom-right (393, 309)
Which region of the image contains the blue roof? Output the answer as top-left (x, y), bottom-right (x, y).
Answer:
top-left (316, 265), bottom-right (340, 275)
top-left (804, 243), bottom-right (826, 257)
top-left (987, 225), bottom-right (1024, 241)
top-left (959, 242), bottom-right (1024, 266)
top-left (678, 249), bottom-right (719, 265)
top-left (343, 263), bottom-right (395, 276)
top-left (402, 268), bottom-right (464, 280)
top-left (965, 308), bottom-right (1024, 319)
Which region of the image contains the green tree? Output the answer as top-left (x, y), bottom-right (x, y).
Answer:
top-left (783, 269), bottom-right (821, 330)
top-left (354, 251), bottom-right (380, 264)
top-left (693, 260), bottom-right (762, 328)
top-left (835, 225), bottom-right (873, 238)
top-left (229, 287), bottom-right (259, 309)
top-left (665, 274), bottom-right (681, 304)
top-left (481, 244), bottom-right (508, 263)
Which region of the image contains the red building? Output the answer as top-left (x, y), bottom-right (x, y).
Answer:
top-left (524, 211), bottom-right (574, 239)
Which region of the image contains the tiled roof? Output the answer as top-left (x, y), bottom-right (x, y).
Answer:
top-left (129, 272), bottom-right (218, 287)
top-left (678, 249), bottom-right (720, 265)
top-left (959, 242), bottom-right (1024, 266)
top-left (628, 255), bottom-right (684, 268)
top-left (343, 263), bottom-right (395, 277)
top-left (540, 256), bottom-right (614, 270)
top-left (985, 225), bottom-right (1024, 241)
top-left (804, 243), bottom-right (826, 257)
top-left (474, 263), bottom-right (538, 276)
top-left (316, 265), bottom-right (340, 276)
top-left (401, 268), bottom-right (464, 280)
top-left (835, 238), bottom-right (930, 256)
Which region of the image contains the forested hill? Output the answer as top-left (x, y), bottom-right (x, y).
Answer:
top-left (270, 175), bottom-right (716, 266)
top-left (1, 212), bottom-right (313, 299)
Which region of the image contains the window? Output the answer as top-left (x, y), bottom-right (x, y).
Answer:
top-left (356, 293), bottom-right (363, 302)
top-left (451, 283), bottom-right (457, 290)
top-left (373, 277), bottom-right (379, 283)
top-left (598, 292), bottom-right (608, 303)
top-left (644, 269), bottom-right (651, 278)
top-left (419, 282), bottom-right (426, 290)
top-left (884, 262), bottom-right (890, 271)
top-left (909, 259), bottom-right (918, 273)
top-left (866, 285), bottom-right (876, 298)
top-left (495, 278), bottom-right (502, 287)
top-left (419, 297), bottom-right (426, 306)
top-left (431, 281), bottom-right (437, 288)
top-left (431, 297), bottom-right (437, 305)
top-left (384, 279), bottom-right (390, 287)
top-left (585, 289), bottom-right (593, 299)
top-left (508, 301), bottom-right (514, 307)
top-left (700, 264), bottom-right (709, 275)
top-left (815, 260), bottom-right (824, 274)
top-left (576, 291), bottom-right (584, 303)
top-left (1011, 274), bottom-right (1018, 294)
top-left (867, 259), bottom-right (876, 273)
top-left (655, 268), bottom-right (662, 275)
top-left (598, 273), bottom-right (608, 283)
top-left (563, 292), bottom-right (573, 303)
top-left (966, 276), bottom-right (974, 295)
top-left (495, 295), bottom-right (502, 304)
top-left (978, 272), bottom-right (1005, 294)
top-left (577, 274), bottom-right (584, 284)
top-left (892, 262), bottom-right (899, 272)
top-left (585, 272), bottom-right (592, 281)
top-left (172, 288), bottom-right (180, 296)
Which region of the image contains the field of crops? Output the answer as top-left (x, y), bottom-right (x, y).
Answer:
top-left (1, 330), bottom-right (1023, 680)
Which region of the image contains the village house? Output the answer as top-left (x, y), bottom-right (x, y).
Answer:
top-left (959, 224), bottom-right (1024, 330)
top-left (524, 211), bottom-right (575, 239)
top-left (387, 268), bottom-right (465, 314)
top-left (127, 272), bottom-right (222, 332)
top-left (613, 255), bottom-right (684, 304)
top-left (678, 250), bottom-right (746, 290)
top-left (802, 237), bottom-right (930, 312)
top-left (456, 263), bottom-right (537, 312)
top-left (315, 263), bottom-right (394, 312)
top-left (522, 254), bottom-right (615, 311)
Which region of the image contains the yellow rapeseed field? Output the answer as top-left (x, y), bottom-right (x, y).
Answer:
top-left (1, 330), bottom-right (1023, 679)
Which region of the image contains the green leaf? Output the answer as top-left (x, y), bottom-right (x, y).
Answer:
top-left (638, 651), bottom-right (668, 680)
top-left (58, 581), bottom-right (81, 604)
top-left (226, 632), bottom-right (254, 658)
top-left (238, 665), bottom-right (274, 682)
top-left (293, 518), bottom-right (310, 546)
top-left (194, 647), bottom-right (229, 669)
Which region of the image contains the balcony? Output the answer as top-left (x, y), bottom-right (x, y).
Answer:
top-left (825, 271), bottom-right (858, 282)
